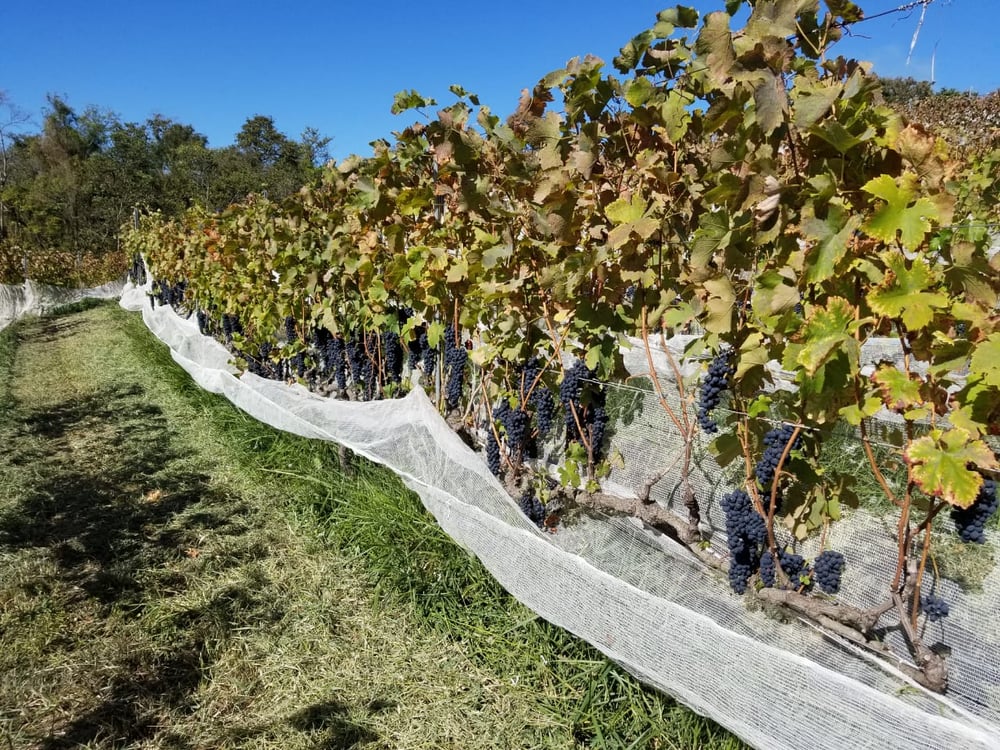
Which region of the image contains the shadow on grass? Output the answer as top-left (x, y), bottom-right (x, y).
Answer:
top-left (0, 374), bottom-right (289, 747)
top-left (288, 700), bottom-right (380, 749)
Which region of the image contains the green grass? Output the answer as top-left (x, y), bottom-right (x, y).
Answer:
top-left (0, 301), bottom-right (746, 749)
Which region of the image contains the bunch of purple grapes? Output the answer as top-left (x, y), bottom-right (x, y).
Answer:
top-left (558, 359), bottom-right (608, 461)
top-left (519, 357), bottom-right (556, 436)
top-left (518, 490), bottom-right (546, 526)
top-left (721, 489), bottom-right (766, 593)
top-left (697, 351), bottom-right (734, 434)
top-left (812, 550), bottom-right (845, 594)
top-left (754, 423), bottom-right (802, 511)
top-left (951, 478), bottom-right (998, 544)
top-left (443, 325), bottom-right (467, 410)
top-left (920, 593), bottom-right (950, 622)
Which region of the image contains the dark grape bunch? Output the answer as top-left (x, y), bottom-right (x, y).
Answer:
top-left (196, 309), bottom-right (210, 336)
top-left (760, 550), bottom-right (776, 588)
top-left (284, 315), bottom-right (298, 344)
top-left (485, 414), bottom-right (502, 477)
top-left (419, 329), bottom-right (438, 377)
top-left (812, 550), bottom-right (845, 594)
top-left (128, 253), bottom-right (147, 286)
top-left (495, 399), bottom-right (531, 461)
top-left (559, 359), bottom-right (609, 462)
top-left (920, 593), bottom-right (950, 622)
top-left (778, 550), bottom-right (807, 591)
top-left (698, 351), bottom-right (734, 434)
top-left (518, 490), bottom-right (546, 526)
top-left (443, 325), bottom-right (467, 410)
top-left (951, 478), bottom-right (998, 544)
top-left (755, 423), bottom-right (803, 510)
top-left (382, 330), bottom-right (403, 385)
top-left (406, 322), bottom-right (424, 372)
top-left (519, 358), bottom-right (556, 436)
top-left (221, 312), bottom-right (242, 344)
top-left (721, 489), bottom-right (766, 593)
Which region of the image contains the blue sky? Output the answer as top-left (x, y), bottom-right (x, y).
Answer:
top-left (2, 1), bottom-right (995, 160)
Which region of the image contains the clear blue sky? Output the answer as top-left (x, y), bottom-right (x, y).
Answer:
top-left (2, 1), bottom-right (995, 161)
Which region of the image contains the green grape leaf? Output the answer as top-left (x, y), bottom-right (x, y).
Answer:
top-left (791, 77), bottom-right (842, 130)
top-left (703, 276), bottom-right (735, 334)
top-left (794, 297), bottom-right (859, 375)
top-left (862, 173), bottom-right (941, 249)
top-left (391, 90), bottom-right (437, 115)
top-left (754, 71), bottom-right (787, 135)
top-left (839, 396), bottom-right (884, 426)
top-left (867, 252), bottom-right (948, 330)
top-left (871, 365), bottom-right (924, 412)
top-left (625, 77), bottom-right (657, 107)
top-left (697, 12), bottom-right (736, 84)
top-left (605, 196), bottom-right (658, 248)
top-left (969, 333), bottom-right (1000, 389)
top-left (801, 204), bottom-right (862, 284)
top-left (905, 429), bottom-right (999, 508)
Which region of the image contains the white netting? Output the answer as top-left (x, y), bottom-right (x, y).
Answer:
top-left (118, 280), bottom-right (1000, 750)
top-left (0, 279), bottom-right (125, 332)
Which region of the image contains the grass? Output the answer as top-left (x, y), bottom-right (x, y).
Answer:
top-left (0, 301), bottom-right (746, 749)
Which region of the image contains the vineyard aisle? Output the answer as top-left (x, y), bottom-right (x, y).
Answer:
top-left (0, 302), bottom-right (747, 750)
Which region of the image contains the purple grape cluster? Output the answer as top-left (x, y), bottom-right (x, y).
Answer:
top-left (284, 315), bottom-right (298, 343)
top-left (221, 313), bottom-right (242, 344)
top-left (559, 359), bottom-right (609, 461)
top-left (519, 358), bottom-right (556, 436)
top-left (382, 330), bottom-right (403, 385)
top-left (697, 351), bottom-right (734, 434)
top-left (419, 329), bottom-right (437, 376)
top-left (721, 489), bottom-right (767, 593)
top-left (495, 400), bottom-right (531, 460)
top-left (778, 550), bottom-right (807, 591)
top-left (812, 550), bottom-right (845, 594)
top-left (755, 423), bottom-right (803, 510)
top-left (920, 594), bottom-right (950, 622)
top-left (443, 325), bottom-right (467, 410)
top-left (760, 550), bottom-right (776, 588)
top-left (128, 253), bottom-right (147, 286)
top-left (485, 428), bottom-right (501, 476)
top-left (951, 479), bottom-right (998, 544)
top-left (518, 490), bottom-right (546, 526)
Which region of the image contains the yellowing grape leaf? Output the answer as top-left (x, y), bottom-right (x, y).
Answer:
top-left (795, 297), bottom-right (859, 375)
top-left (867, 252), bottom-right (948, 330)
top-left (862, 173), bottom-right (941, 249)
top-left (969, 333), bottom-right (1000, 389)
top-left (801, 204), bottom-right (862, 284)
top-left (605, 195), bottom-right (658, 249)
top-left (871, 365), bottom-right (923, 412)
top-left (905, 429), bottom-right (999, 508)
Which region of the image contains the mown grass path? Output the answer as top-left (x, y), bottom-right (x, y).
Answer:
top-left (0, 303), bottom-right (746, 750)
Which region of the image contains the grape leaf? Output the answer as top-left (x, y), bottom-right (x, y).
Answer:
top-left (871, 365), bottom-right (923, 411)
top-left (862, 173), bottom-right (941, 249)
top-left (969, 333), bottom-right (1000, 389)
top-left (794, 297), bottom-right (860, 375)
top-left (801, 204), bottom-right (862, 283)
top-left (867, 252), bottom-right (948, 330)
top-left (905, 429), bottom-right (999, 508)
top-left (605, 196), bottom-right (658, 248)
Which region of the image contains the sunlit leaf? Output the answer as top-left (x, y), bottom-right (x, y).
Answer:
top-left (905, 429), bottom-right (999, 508)
top-left (867, 252), bottom-right (948, 330)
top-left (862, 173), bottom-right (941, 249)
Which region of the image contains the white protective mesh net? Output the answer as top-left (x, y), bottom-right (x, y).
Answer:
top-left (0, 279), bottom-right (125, 332)
top-left (118, 279), bottom-right (1000, 750)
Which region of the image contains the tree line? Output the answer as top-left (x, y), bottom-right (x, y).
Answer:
top-left (0, 92), bottom-right (329, 279)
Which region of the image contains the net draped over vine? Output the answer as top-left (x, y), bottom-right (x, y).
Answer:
top-left (120, 278), bottom-right (1000, 750)
top-left (0, 279), bottom-right (125, 332)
